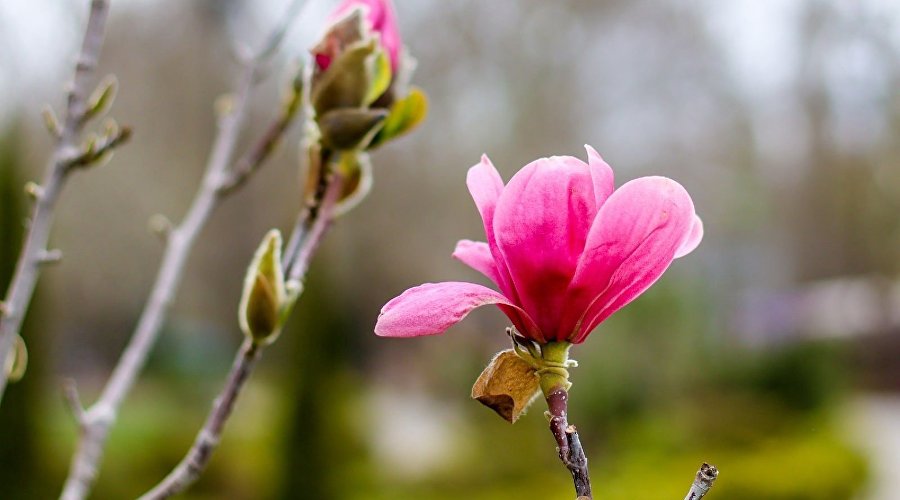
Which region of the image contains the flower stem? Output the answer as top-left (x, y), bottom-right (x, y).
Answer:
top-left (538, 342), bottom-right (592, 499)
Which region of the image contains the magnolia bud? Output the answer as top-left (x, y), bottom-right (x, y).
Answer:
top-left (239, 230), bottom-right (289, 345)
top-left (311, 40), bottom-right (382, 116)
top-left (313, 0), bottom-right (402, 73)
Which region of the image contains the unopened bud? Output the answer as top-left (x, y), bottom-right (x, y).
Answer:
top-left (311, 40), bottom-right (379, 116)
top-left (239, 230), bottom-right (289, 345)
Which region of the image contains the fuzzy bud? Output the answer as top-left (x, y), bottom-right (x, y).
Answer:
top-left (239, 230), bottom-right (289, 345)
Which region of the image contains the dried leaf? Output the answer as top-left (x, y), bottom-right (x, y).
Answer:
top-left (471, 349), bottom-right (540, 423)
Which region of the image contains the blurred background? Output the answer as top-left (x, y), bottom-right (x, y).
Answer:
top-left (1, 0), bottom-right (898, 498)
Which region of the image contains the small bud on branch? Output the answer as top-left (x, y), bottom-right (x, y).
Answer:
top-left (83, 75), bottom-right (118, 123)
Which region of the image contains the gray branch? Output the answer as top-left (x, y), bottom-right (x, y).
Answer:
top-left (137, 340), bottom-right (262, 500)
top-left (137, 175), bottom-right (343, 499)
top-left (0, 0), bottom-right (116, 401)
top-left (58, 2), bottom-right (306, 499)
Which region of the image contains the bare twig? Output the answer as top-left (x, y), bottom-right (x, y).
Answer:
top-left (217, 70), bottom-right (304, 196)
top-left (138, 175), bottom-right (343, 499)
top-left (137, 340), bottom-right (262, 500)
top-left (58, 2), bottom-right (306, 499)
top-left (683, 462), bottom-right (718, 500)
top-left (62, 378), bottom-right (86, 424)
top-left (545, 388), bottom-right (592, 499)
top-left (0, 0), bottom-right (118, 402)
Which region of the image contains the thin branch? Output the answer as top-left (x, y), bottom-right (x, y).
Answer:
top-left (0, 0), bottom-right (114, 402)
top-left (137, 340), bottom-right (262, 500)
top-left (545, 388), bottom-right (592, 499)
top-left (217, 70), bottom-right (304, 196)
top-left (62, 379), bottom-right (86, 424)
top-left (288, 176), bottom-right (342, 281)
top-left (138, 175), bottom-right (343, 499)
top-left (683, 463), bottom-right (718, 500)
top-left (58, 2), bottom-right (306, 499)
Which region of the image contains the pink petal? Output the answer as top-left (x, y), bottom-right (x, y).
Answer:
top-left (585, 145), bottom-right (614, 206)
top-left (452, 239), bottom-right (500, 285)
top-left (374, 282), bottom-right (537, 338)
top-left (493, 156), bottom-right (600, 340)
top-left (466, 156), bottom-right (519, 299)
top-left (466, 155), bottom-right (505, 235)
top-left (675, 214), bottom-right (704, 258)
top-left (561, 176), bottom-right (698, 343)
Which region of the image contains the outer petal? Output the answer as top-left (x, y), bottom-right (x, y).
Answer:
top-left (493, 156), bottom-right (600, 340)
top-left (452, 240), bottom-right (501, 285)
top-left (561, 176), bottom-right (698, 343)
top-left (466, 155), bottom-right (505, 238)
top-left (374, 282), bottom-right (537, 338)
top-left (585, 145), bottom-right (614, 206)
top-left (675, 214), bottom-right (704, 258)
top-left (465, 155), bottom-right (530, 328)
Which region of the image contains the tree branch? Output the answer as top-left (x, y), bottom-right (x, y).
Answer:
top-left (0, 0), bottom-right (116, 402)
top-left (58, 2), bottom-right (306, 499)
top-left (217, 70), bottom-right (304, 196)
top-left (137, 174), bottom-right (343, 499)
top-left (287, 175), bottom-right (343, 281)
top-left (683, 462), bottom-right (718, 500)
top-left (545, 388), bottom-right (592, 499)
top-left (137, 340), bottom-right (262, 500)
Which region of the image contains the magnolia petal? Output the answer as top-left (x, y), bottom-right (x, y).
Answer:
top-left (562, 176), bottom-right (698, 343)
top-left (493, 156), bottom-right (600, 340)
top-left (452, 239), bottom-right (501, 285)
top-left (675, 214), bottom-right (704, 258)
top-left (466, 155), bottom-right (505, 235)
top-left (585, 145), bottom-right (614, 206)
top-left (466, 155), bottom-right (524, 306)
top-left (375, 282), bottom-right (537, 338)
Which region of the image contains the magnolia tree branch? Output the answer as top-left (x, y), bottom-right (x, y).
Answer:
top-left (683, 463), bottom-right (718, 500)
top-left (0, 0), bottom-right (120, 402)
top-left (545, 388), bottom-right (592, 499)
top-left (137, 340), bottom-right (262, 500)
top-left (138, 176), bottom-right (343, 499)
top-left (59, 3), bottom-right (306, 499)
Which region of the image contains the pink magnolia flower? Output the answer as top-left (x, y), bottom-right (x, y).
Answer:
top-left (314, 0), bottom-right (402, 72)
top-left (375, 146), bottom-right (704, 344)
